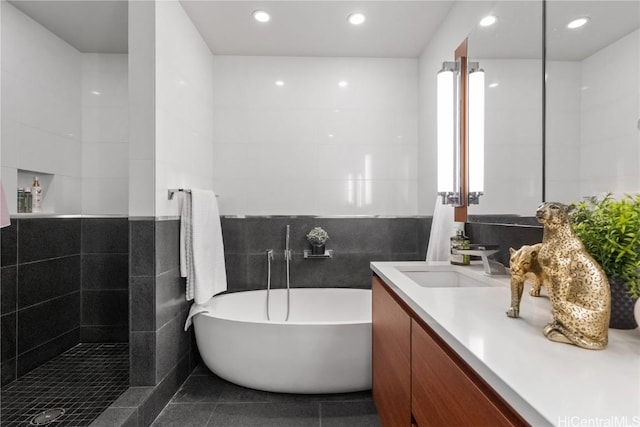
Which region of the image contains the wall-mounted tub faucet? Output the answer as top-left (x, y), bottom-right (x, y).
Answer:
top-left (284, 225), bottom-right (292, 261)
top-left (266, 249), bottom-right (274, 320)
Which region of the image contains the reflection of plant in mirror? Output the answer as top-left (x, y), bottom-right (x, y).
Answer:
top-left (571, 194), bottom-right (640, 299)
top-left (306, 227), bottom-right (330, 245)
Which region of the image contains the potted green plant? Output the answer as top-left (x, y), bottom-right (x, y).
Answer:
top-left (571, 193), bottom-right (640, 329)
top-left (306, 227), bottom-right (329, 255)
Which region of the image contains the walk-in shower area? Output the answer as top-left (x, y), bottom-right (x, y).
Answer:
top-left (0, 217), bottom-right (130, 425)
top-left (1, 1), bottom-right (130, 425)
top-left (1, 343), bottom-right (128, 426)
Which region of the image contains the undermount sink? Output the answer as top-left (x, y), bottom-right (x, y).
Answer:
top-left (399, 270), bottom-right (491, 288)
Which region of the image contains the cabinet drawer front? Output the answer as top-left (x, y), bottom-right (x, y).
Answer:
top-left (373, 277), bottom-right (412, 427)
top-left (411, 320), bottom-right (515, 427)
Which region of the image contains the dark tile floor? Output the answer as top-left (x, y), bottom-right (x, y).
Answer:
top-left (0, 343), bottom-right (128, 426)
top-left (152, 364), bottom-right (381, 426)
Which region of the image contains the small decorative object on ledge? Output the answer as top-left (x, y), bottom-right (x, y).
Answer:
top-left (306, 226), bottom-right (329, 255)
top-left (507, 202), bottom-right (611, 350)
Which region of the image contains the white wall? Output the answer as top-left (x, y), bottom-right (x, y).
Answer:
top-left (212, 56), bottom-right (418, 215)
top-left (579, 29), bottom-right (639, 197)
top-left (82, 54), bottom-right (129, 215)
top-left (154, 0), bottom-right (214, 217)
top-left (1, 1), bottom-right (82, 214)
top-left (417, 1), bottom-right (493, 216)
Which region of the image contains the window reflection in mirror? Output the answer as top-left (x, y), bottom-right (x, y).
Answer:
top-left (466, 1), bottom-right (544, 225)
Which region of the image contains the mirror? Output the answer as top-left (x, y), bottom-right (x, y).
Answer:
top-left (466, 0), bottom-right (640, 225)
top-left (546, 1), bottom-right (639, 203)
top-left (466, 1), bottom-right (544, 224)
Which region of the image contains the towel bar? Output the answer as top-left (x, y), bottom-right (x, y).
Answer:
top-left (167, 189), bottom-right (219, 200)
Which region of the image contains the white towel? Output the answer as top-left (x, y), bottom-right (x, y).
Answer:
top-left (426, 195), bottom-right (456, 262)
top-left (180, 192), bottom-right (194, 296)
top-left (179, 189), bottom-right (227, 328)
top-left (183, 302), bottom-right (211, 331)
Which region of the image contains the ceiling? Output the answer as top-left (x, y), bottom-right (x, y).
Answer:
top-left (6, 1), bottom-right (639, 61)
top-left (8, 0), bottom-right (128, 54)
top-left (179, 1), bottom-right (454, 58)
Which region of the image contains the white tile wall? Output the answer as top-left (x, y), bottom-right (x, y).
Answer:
top-left (1, 2), bottom-right (82, 214)
top-left (128, 0), bottom-right (156, 217)
top-left (212, 56), bottom-right (418, 215)
top-left (155, 0), bottom-right (214, 217)
top-left (81, 54), bottom-right (128, 215)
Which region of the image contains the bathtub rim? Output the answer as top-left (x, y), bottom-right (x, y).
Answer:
top-left (195, 287), bottom-right (372, 327)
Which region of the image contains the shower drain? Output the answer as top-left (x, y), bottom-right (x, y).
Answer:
top-left (30, 408), bottom-right (65, 425)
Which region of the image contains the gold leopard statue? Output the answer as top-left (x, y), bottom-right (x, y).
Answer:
top-left (506, 243), bottom-right (544, 318)
top-left (532, 202), bottom-right (610, 350)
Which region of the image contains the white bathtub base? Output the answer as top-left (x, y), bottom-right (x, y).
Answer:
top-left (193, 288), bottom-right (372, 394)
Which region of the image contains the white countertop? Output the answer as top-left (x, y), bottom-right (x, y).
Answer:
top-left (371, 261), bottom-right (640, 427)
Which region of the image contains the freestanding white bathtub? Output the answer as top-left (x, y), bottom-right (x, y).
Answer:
top-left (193, 288), bottom-right (372, 394)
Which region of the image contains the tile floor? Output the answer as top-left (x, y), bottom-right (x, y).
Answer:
top-left (0, 343), bottom-right (128, 426)
top-left (152, 364), bottom-right (381, 426)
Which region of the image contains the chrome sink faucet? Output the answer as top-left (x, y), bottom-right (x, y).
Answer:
top-left (452, 244), bottom-right (507, 275)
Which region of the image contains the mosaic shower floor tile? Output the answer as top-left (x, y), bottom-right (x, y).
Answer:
top-left (0, 343), bottom-right (128, 426)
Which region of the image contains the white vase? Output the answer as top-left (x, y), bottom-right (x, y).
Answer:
top-left (634, 298), bottom-right (640, 329)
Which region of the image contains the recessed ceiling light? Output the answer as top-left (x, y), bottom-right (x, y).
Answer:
top-left (338, 81), bottom-right (348, 88)
top-left (90, 90), bottom-right (101, 95)
top-left (348, 13), bottom-right (366, 25)
top-left (489, 82), bottom-right (499, 88)
top-left (275, 80), bottom-right (284, 87)
top-left (567, 17), bottom-right (589, 29)
top-left (252, 10), bottom-right (271, 23)
top-left (479, 15), bottom-right (497, 27)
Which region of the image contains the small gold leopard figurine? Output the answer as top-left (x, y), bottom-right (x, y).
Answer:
top-left (506, 243), bottom-right (544, 318)
top-left (534, 202), bottom-right (610, 350)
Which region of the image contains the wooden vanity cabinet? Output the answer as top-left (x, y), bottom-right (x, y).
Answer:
top-left (372, 275), bottom-right (527, 427)
top-left (411, 320), bottom-right (517, 426)
top-left (372, 277), bottom-right (411, 427)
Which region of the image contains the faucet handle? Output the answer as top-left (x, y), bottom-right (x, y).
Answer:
top-left (452, 244), bottom-right (507, 275)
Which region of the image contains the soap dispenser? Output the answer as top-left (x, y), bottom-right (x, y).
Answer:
top-left (450, 224), bottom-right (470, 265)
top-left (31, 176), bottom-right (42, 213)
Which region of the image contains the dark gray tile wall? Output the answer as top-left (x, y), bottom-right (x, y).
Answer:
top-left (468, 215), bottom-right (540, 226)
top-left (465, 222), bottom-right (544, 267)
top-left (0, 219), bottom-right (82, 386)
top-left (154, 220), bottom-right (191, 384)
top-left (0, 217), bottom-right (129, 386)
top-left (81, 218), bottom-right (129, 342)
top-left (221, 217), bottom-right (432, 292)
top-left (127, 219), bottom-right (195, 424)
top-left (129, 220), bottom-right (156, 386)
